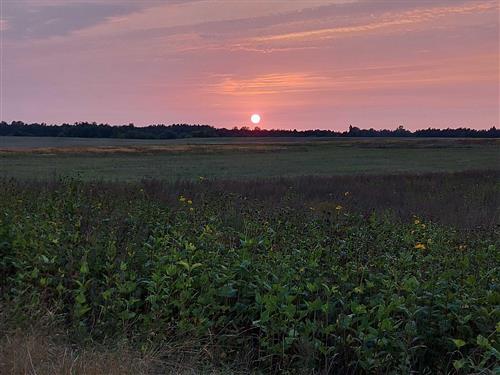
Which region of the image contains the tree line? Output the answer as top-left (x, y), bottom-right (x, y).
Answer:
top-left (1, 121), bottom-right (498, 139)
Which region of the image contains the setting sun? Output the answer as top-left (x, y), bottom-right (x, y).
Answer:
top-left (251, 114), bottom-right (261, 124)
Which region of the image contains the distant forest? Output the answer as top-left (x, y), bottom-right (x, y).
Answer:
top-left (1, 121), bottom-right (498, 139)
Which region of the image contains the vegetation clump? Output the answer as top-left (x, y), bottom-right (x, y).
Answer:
top-left (1, 178), bottom-right (498, 373)
top-left (2, 121), bottom-right (499, 139)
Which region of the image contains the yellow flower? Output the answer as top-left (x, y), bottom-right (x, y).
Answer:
top-left (189, 207), bottom-right (194, 212)
top-left (335, 205), bottom-right (343, 211)
top-left (421, 224), bottom-right (426, 229)
top-left (179, 196), bottom-right (186, 202)
top-left (187, 199), bottom-right (193, 205)
top-left (458, 244), bottom-right (467, 250)
top-left (344, 191), bottom-right (350, 197)
top-left (199, 176), bottom-right (205, 181)
top-left (414, 219), bottom-right (420, 225)
top-left (414, 242), bottom-right (426, 250)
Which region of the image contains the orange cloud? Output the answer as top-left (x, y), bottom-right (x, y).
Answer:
top-left (208, 73), bottom-right (332, 95)
top-left (208, 53), bottom-right (497, 99)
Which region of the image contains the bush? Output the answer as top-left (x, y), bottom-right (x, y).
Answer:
top-left (1, 178), bottom-right (498, 373)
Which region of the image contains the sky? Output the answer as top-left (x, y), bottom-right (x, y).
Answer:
top-left (1, 0), bottom-right (498, 130)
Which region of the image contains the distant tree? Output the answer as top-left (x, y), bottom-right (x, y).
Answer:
top-left (0, 121), bottom-right (498, 139)
top-left (394, 125), bottom-right (411, 137)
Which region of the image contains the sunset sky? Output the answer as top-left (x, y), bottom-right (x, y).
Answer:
top-left (1, 0), bottom-right (498, 130)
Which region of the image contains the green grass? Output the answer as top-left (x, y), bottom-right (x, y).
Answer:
top-left (1, 137), bottom-right (498, 180)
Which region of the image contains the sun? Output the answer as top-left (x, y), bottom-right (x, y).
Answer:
top-left (250, 113), bottom-right (261, 124)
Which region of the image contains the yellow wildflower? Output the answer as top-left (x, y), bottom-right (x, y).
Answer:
top-left (414, 219), bottom-right (420, 225)
top-left (415, 242), bottom-right (426, 250)
top-left (421, 224), bottom-right (426, 229)
top-left (344, 191), bottom-right (350, 197)
top-left (199, 176), bottom-right (205, 181)
top-left (179, 196), bottom-right (186, 202)
top-left (335, 205), bottom-right (343, 211)
top-left (189, 207), bottom-right (194, 212)
top-left (187, 199), bottom-right (193, 205)
top-left (458, 244), bottom-right (467, 250)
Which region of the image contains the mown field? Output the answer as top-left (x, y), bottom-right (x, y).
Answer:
top-left (1, 137), bottom-right (499, 180)
top-left (1, 137), bottom-right (499, 374)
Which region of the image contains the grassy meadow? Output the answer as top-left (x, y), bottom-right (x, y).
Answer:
top-left (1, 137), bottom-right (499, 374)
top-left (1, 137), bottom-right (499, 180)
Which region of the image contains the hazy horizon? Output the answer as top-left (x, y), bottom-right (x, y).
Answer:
top-left (1, 0), bottom-right (499, 130)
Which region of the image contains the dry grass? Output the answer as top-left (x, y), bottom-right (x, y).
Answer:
top-left (0, 330), bottom-right (152, 375)
top-left (0, 144), bottom-right (288, 155)
top-left (2, 138), bottom-right (498, 155)
top-left (0, 326), bottom-right (252, 375)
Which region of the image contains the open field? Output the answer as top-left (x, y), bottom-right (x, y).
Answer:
top-left (2, 136), bottom-right (500, 149)
top-left (1, 137), bottom-right (499, 180)
top-left (1, 135), bottom-right (343, 148)
top-left (1, 137), bottom-right (499, 373)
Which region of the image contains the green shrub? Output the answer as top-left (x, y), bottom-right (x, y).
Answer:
top-left (1, 178), bottom-right (498, 373)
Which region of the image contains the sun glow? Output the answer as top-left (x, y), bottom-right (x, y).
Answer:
top-left (251, 113), bottom-right (261, 124)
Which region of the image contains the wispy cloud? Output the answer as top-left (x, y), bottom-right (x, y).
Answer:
top-left (208, 53), bottom-right (497, 98)
top-left (2, 0), bottom-right (149, 39)
top-left (70, 0), bottom-right (343, 39)
top-left (247, 2), bottom-right (497, 45)
top-left (208, 73), bottom-right (332, 95)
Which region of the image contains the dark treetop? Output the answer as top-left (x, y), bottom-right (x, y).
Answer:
top-left (1, 121), bottom-right (498, 139)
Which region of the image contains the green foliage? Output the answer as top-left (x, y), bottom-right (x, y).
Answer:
top-left (1, 178), bottom-right (498, 373)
